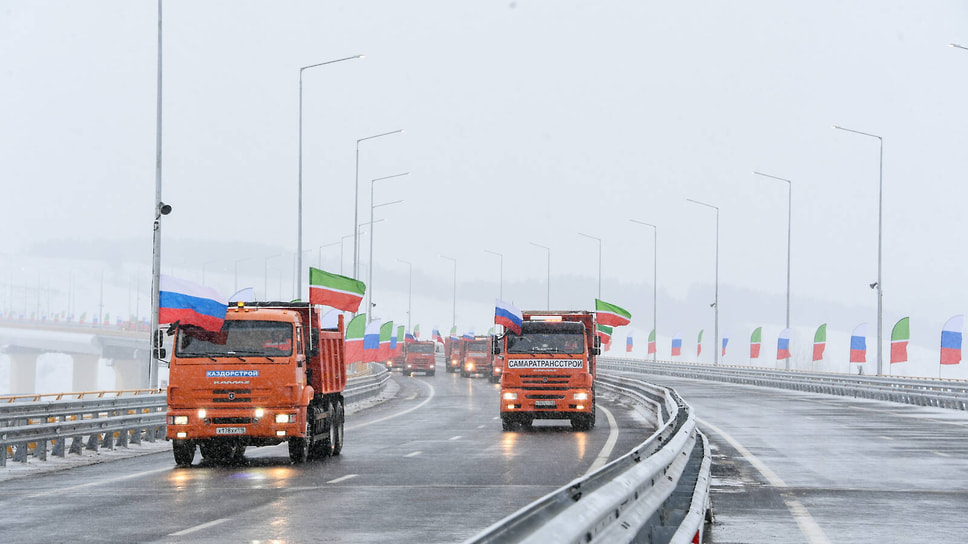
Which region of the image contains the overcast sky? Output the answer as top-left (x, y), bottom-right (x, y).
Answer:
top-left (3, 1), bottom-right (968, 378)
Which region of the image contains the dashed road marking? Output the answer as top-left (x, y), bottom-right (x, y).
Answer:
top-left (932, 451), bottom-right (951, 457)
top-left (880, 436), bottom-right (894, 440)
top-left (405, 451), bottom-right (422, 457)
top-left (449, 435), bottom-right (462, 441)
top-left (169, 517), bottom-right (230, 537)
top-left (327, 474), bottom-right (358, 484)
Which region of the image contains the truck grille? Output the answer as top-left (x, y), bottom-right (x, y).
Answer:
top-left (212, 417), bottom-right (252, 424)
top-left (525, 394), bottom-right (565, 400)
top-left (520, 375), bottom-right (571, 385)
top-left (207, 389), bottom-right (253, 403)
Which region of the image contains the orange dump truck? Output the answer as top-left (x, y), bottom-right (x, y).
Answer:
top-left (166, 301), bottom-right (346, 465)
top-left (496, 311), bottom-right (600, 431)
top-left (460, 335), bottom-right (493, 378)
top-left (403, 340), bottom-right (437, 376)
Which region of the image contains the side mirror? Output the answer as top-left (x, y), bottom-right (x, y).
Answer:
top-left (592, 335), bottom-right (601, 356)
top-left (153, 329), bottom-right (167, 359)
top-left (492, 336), bottom-right (501, 355)
top-left (156, 347), bottom-right (168, 359)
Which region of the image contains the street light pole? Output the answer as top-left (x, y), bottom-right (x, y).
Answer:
top-left (752, 171), bottom-right (793, 337)
top-left (686, 198), bottom-right (719, 366)
top-left (834, 125), bottom-right (884, 375)
top-left (297, 54), bottom-right (363, 303)
top-left (484, 250), bottom-right (503, 300)
top-left (398, 259), bottom-right (412, 331)
top-left (148, 0), bottom-right (164, 389)
top-left (577, 233), bottom-right (603, 299)
top-left (630, 219), bottom-right (657, 362)
top-left (354, 129), bottom-right (403, 280)
top-left (529, 242), bottom-right (551, 310)
top-left (441, 255), bottom-right (457, 329)
top-left (367, 173), bottom-right (408, 323)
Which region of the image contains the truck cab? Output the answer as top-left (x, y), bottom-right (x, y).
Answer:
top-left (460, 335), bottom-right (493, 378)
top-left (404, 341), bottom-right (437, 376)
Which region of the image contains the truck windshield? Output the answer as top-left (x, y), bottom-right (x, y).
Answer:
top-left (175, 321), bottom-right (293, 358)
top-left (506, 333), bottom-right (584, 354)
top-left (409, 343), bottom-right (434, 353)
top-left (466, 340), bottom-right (488, 353)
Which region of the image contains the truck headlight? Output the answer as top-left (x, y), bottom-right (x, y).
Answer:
top-left (502, 392), bottom-right (517, 400)
top-left (275, 413), bottom-right (294, 424)
top-left (171, 415), bottom-right (188, 425)
top-left (197, 409), bottom-right (207, 419)
top-left (573, 392), bottom-right (589, 401)
top-left (255, 408), bottom-right (265, 418)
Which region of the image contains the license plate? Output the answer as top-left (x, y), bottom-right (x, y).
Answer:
top-left (535, 400), bottom-right (556, 408)
top-left (216, 427), bottom-right (246, 435)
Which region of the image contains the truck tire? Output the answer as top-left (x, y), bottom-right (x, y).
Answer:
top-left (172, 440), bottom-right (194, 466)
top-left (331, 400), bottom-right (344, 456)
top-left (311, 400), bottom-right (337, 458)
top-left (289, 418), bottom-right (311, 463)
top-left (571, 415), bottom-right (592, 431)
top-left (501, 415), bottom-right (513, 431)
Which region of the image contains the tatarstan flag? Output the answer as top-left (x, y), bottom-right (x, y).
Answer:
top-left (891, 317), bottom-right (909, 364)
top-left (697, 330), bottom-right (704, 357)
top-left (378, 321), bottom-right (394, 361)
top-left (813, 323), bottom-right (827, 361)
top-left (344, 314), bottom-right (367, 364)
top-left (648, 329), bottom-right (656, 354)
top-left (414, 324), bottom-right (420, 339)
top-left (596, 323), bottom-right (613, 344)
top-left (309, 267), bottom-right (366, 312)
top-left (750, 327), bottom-right (762, 359)
top-left (595, 299), bottom-right (632, 327)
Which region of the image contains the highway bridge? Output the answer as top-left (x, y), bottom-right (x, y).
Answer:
top-left (2, 362), bottom-right (966, 542)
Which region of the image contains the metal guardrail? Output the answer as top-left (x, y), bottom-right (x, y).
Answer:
top-left (601, 357), bottom-right (968, 411)
top-left (465, 372), bottom-right (710, 544)
top-left (1, 363), bottom-right (392, 467)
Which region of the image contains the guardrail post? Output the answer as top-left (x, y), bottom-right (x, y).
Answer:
top-left (52, 437), bottom-right (65, 457)
top-left (36, 438), bottom-right (48, 461)
top-left (130, 426), bottom-right (141, 445)
top-left (117, 428), bottom-right (129, 448)
top-left (86, 433), bottom-right (100, 452)
top-left (13, 442), bottom-right (27, 463)
top-left (101, 430), bottom-right (115, 450)
top-left (69, 436), bottom-right (84, 455)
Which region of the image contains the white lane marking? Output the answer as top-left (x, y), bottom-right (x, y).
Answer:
top-left (477, 425), bottom-right (486, 429)
top-left (169, 517), bottom-right (230, 537)
top-left (346, 380), bottom-right (436, 430)
top-left (449, 435), bottom-right (462, 441)
top-left (932, 451), bottom-right (951, 457)
top-left (699, 417), bottom-right (831, 544)
top-left (326, 474), bottom-right (358, 484)
top-left (405, 451), bottom-right (422, 458)
top-left (27, 466), bottom-right (170, 499)
top-left (583, 404), bottom-right (619, 476)
top-left (880, 436), bottom-right (894, 440)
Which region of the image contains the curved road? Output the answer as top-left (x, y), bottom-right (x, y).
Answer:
top-left (640, 373), bottom-right (968, 544)
top-left (0, 371), bottom-right (654, 543)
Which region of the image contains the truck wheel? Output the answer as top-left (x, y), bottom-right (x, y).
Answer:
top-left (428, 370), bottom-right (435, 376)
top-left (501, 415), bottom-right (513, 431)
top-left (289, 418), bottom-right (311, 463)
top-left (331, 400), bottom-right (344, 456)
top-left (172, 440), bottom-right (194, 466)
top-left (571, 415), bottom-right (591, 431)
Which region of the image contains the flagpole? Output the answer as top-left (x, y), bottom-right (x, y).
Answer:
top-left (353, 129), bottom-right (403, 280)
top-left (630, 219), bottom-right (657, 362)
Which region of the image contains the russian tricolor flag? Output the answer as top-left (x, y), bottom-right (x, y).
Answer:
top-left (494, 299), bottom-right (523, 335)
top-left (158, 275), bottom-right (227, 332)
top-left (850, 323), bottom-right (867, 363)
top-left (671, 333), bottom-right (682, 357)
top-left (626, 335), bottom-right (633, 353)
top-left (776, 328), bottom-right (791, 360)
top-left (463, 330), bottom-right (475, 340)
top-left (722, 334), bottom-right (729, 357)
top-left (364, 319), bottom-right (382, 362)
top-left (405, 331), bottom-right (417, 343)
top-left (433, 327), bottom-right (445, 344)
top-left (941, 315), bottom-right (964, 366)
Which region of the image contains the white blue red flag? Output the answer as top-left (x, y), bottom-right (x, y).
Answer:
top-left (159, 275), bottom-right (227, 332)
top-left (941, 315), bottom-right (964, 365)
top-left (433, 327), bottom-right (445, 344)
top-left (405, 331), bottom-right (417, 343)
top-left (364, 319), bottom-right (382, 362)
top-left (722, 333), bottom-right (729, 357)
top-left (850, 323), bottom-right (867, 363)
top-left (626, 335), bottom-right (633, 353)
top-left (494, 299), bottom-right (523, 335)
top-left (671, 333), bottom-right (682, 357)
top-left (463, 330), bottom-right (475, 340)
top-left (776, 328), bottom-right (791, 360)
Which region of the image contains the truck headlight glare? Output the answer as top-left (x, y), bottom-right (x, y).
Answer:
top-left (197, 409), bottom-right (207, 419)
top-left (275, 413), bottom-right (292, 424)
top-left (502, 392), bottom-right (517, 400)
top-left (255, 408), bottom-right (265, 418)
top-left (172, 415), bottom-right (189, 425)
top-left (573, 392), bottom-right (589, 400)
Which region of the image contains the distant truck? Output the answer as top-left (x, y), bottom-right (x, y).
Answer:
top-left (460, 335), bottom-right (494, 378)
top-left (403, 340), bottom-right (437, 376)
top-left (166, 301), bottom-right (346, 465)
top-left (387, 348), bottom-right (405, 372)
top-left (495, 311), bottom-right (600, 431)
top-left (489, 343), bottom-right (504, 384)
top-left (444, 337), bottom-right (463, 373)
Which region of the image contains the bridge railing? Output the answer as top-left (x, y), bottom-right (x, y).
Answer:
top-left (465, 372), bottom-right (711, 544)
top-left (1, 363), bottom-right (391, 467)
top-left (601, 357), bottom-right (968, 411)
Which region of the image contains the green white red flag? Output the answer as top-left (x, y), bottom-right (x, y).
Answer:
top-left (813, 323), bottom-right (827, 361)
top-left (309, 267), bottom-right (366, 312)
top-left (595, 299), bottom-right (632, 327)
top-left (891, 317), bottom-right (910, 364)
